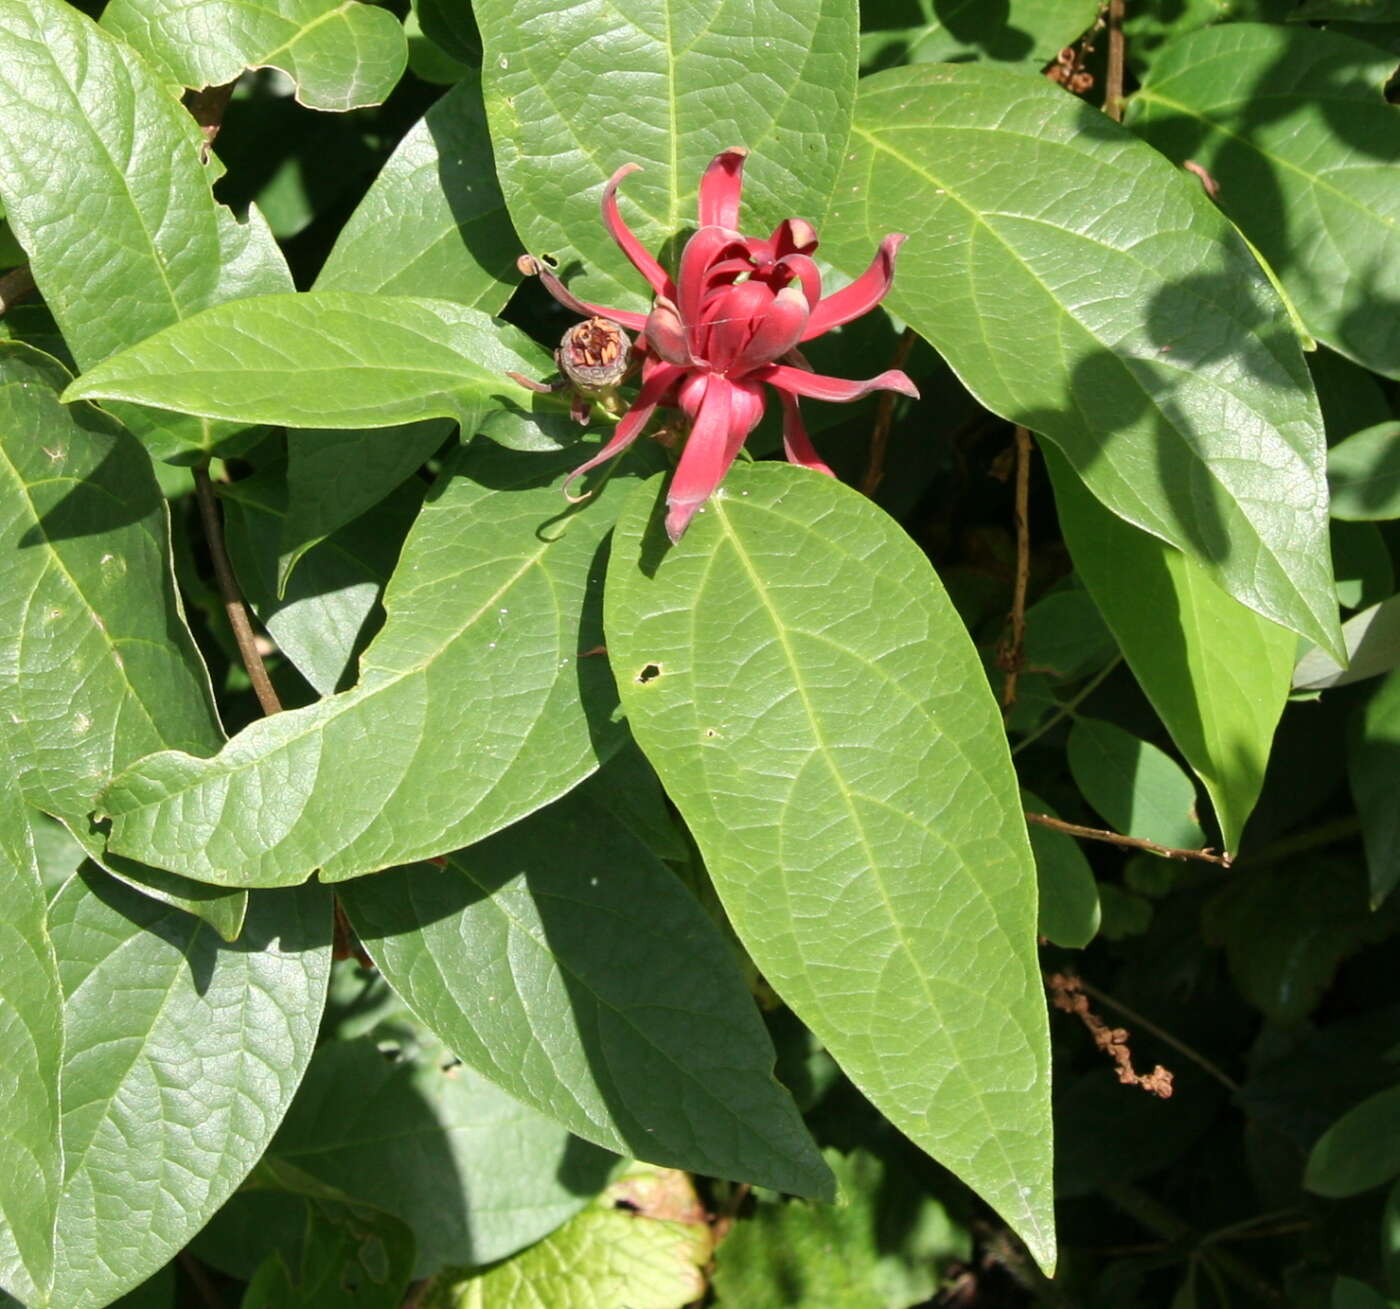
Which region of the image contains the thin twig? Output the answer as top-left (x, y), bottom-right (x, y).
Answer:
top-left (861, 327), bottom-right (916, 497)
top-left (193, 460), bottom-right (283, 716)
top-left (1010, 655), bottom-right (1121, 755)
top-left (999, 427), bottom-right (1033, 712)
top-left (0, 263), bottom-right (35, 316)
top-left (1104, 0), bottom-right (1127, 122)
top-left (1026, 811), bottom-right (1230, 867)
top-left (179, 1251), bottom-right (225, 1309)
top-left (1078, 977), bottom-right (1242, 1095)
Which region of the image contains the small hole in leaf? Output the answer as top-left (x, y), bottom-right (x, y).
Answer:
top-left (704, 729), bottom-right (717, 738)
top-left (614, 1197), bottom-right (640, 1213)
top-left (636, 663), bottom-right (661, 684)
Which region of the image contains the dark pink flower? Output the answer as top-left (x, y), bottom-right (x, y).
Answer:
top-left (529, 148), bottom-right (918, 542)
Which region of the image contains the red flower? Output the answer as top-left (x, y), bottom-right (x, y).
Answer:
top-left (528, 148), bottom-right (918, 542)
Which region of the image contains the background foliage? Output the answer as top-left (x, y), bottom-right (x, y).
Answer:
top-left (0, 0), bottom-right (1398, 1305)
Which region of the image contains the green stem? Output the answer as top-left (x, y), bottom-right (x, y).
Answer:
top-left (1010, 655), bottom-right (1121, 756)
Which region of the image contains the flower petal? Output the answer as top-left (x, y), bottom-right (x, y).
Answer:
top-left (602, 163), bottom-right (675, 299)
top-left (800, 233), bottom-right (906, 341)
top-left (562, 362), bottom-right (686, 499)
top-left (776, 389), bottom-right (834, 475)
top-left (523, 255), bottom-right (648, 331)
top-left (697, 148), bottom-right (748, 229)
top-left (733, 285), bottom-right (809, 375)
top-left (678, 225), bottom-right (749, 342)
top-left (772, 253), bottom-right (823, 308)
top-left (665, 376), bottom-right (763, 542)
top-left (757, 362), bottom-right (920, 403)
top-left (644, 297), bottom-right (692, 364)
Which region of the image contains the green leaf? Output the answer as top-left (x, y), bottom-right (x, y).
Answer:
top-left (1330, 422), bottom-right (1400, 522)
top-left (605, 463), bottom-right (1054, 1269)
top-left (1295, 595), bottom-right (1400, 690)
top-left (1350, 670), bottom-right (1400, 907)
top-left (222, 463), bottom-right (425, 695)
top-left (711, 1148), bottom-right (970, 1309)
top-left (101, 0), bottom-right (408, 111)
top-left (40, 871), bottom-right (330, 1309)
top-left (1021, 587), bottom-right (1117, 683)
top-left (1067, 718), bottom-right (1207, 850)
top-left (98, 440), bottom-right (637, 887)
top-left (0, 764), bottom-right (62, 1306)
top-left (239, 1196), bottom-right (415, 1309)
top-left (1306, 1083), bottom-right (1400, 1197)
top-left (861, 0), bottom-right (1099, 73)
top-left (317, 75), bottom-right (519, 309)
top-left (477, 0), bottom-right (858, 313)
top-left (1045, 447), bottom-right (1293, 854)
top-left (0, 0), bottom-right (292, 456)
top-left (63, 293), bottom-right (567, 446)
top-left (1332, 1276), bottom-right (1399, 1309)
top-left (1021, 789), bottom-right (1100, 949)
top-left (1293, 0), bottom-right (1400, 21)
top-left (339, 787), bottom-right (832, 1198)
top-left (827, 64), bottom-right (1342, 659)
top-left (266, 1034), bottom-right (615, 1273)
top-left (426, 1165), bottom-right (711, 1309)
top-left (1128, 23), bottom-right (1400, 379)
top-left (0, 344), bottom-right (246, 936)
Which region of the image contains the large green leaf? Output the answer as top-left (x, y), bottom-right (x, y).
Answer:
top-left (339, 789), bottom-right (832, 1198)
top-left (102, 0), bottom-right (407, 111)
top-left (605, 463), bottom-right (1054, 1269)
top-left (1128, 24), bottom-right (1400, 379)
top-left (267, 1035), bottom-right (615, 1272)
top-left (0, 764), bottom-right (62, 1306)
top-left (97, 441), bottom-right (636, 887)
top-left (826, 64), bottom-right (1341, 659)
top-left (64, 293), bottom-right (568, 448)
top-left (1350, 669), bottom-right (1400, 907)
top-left (0, 0), bottom-right (292, 456)
top-left (37, 871), bottom-right (330, 1308)
top-left (1044, 446), bottom-right (1293, 854)
top-left (1306, 1082), bottom-right (1400, 1197)
top-left (861, 0), bottom-right (1099, 73)
top-left (477, 0), bottom-right (858, 313)
top-left (0, 344), bottom-right (245, 937)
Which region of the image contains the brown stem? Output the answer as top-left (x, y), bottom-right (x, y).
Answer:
top-left (1025, 810), bottom-right (1230, 867)
top-left (1104, 0), bottom-right (1127, 122)
top-left (1077, 977), bottom-right (1242, 1095)
top-left (861, 327), bottom-right (916, 497)
top-left (193, 460), bottom-right (283, 716)
top-left (0, 263), bottom-right (35, 316)
top-left (1000, 426), bottom-right (1033, 712)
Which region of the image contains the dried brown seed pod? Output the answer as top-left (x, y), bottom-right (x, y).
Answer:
top-left (556, 316), bottom-right (632, 393)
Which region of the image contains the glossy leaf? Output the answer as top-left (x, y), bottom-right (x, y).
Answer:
top-left (827, 64), bottom-right (1342, 658)
top-left (1045, 447), bottom-right (1293, 854)
top-left (222, 464), bottom-right (425, 696)
top-left (861, 0), bottom-right (1099, 72)
top-left (1350, 669), bottom-right (1400, 907)
top-left (712, 1148), bottom-right (969, 1309)
top-left (0, 344), bottom-right (246, 936)
top-left (317, 75), bottom-right (518, 309)
top-left (427, 1166), bottom-right (711, 1309)
top-left (267, 1035), bottom-right (612, 1273)
top-left (1021, 789), bottom-right (1100, 949)
top-left (39, 871), bottom-right (330, 1308)
top-left (102, 0), bottom-right (408, 111)
top-left (339, 789), bottom-right (832, 1198)
top-left (1306, 1083), bottom-right (1400, 1197)
top-left (0, 766), bottom-right (62, 1306)
top-left (1295, 595), bottom-right (1400, 690)
top-left (1067, 718), bottom-right (1207, 850)
top-left (1128, 24), bottom-right (1400, 378)
top-left (98, 441), bottom-right (637, 887)
top-left (1330, 421), bottom-right (1400, 522)
top-left (477, 0), bottom-right (858, 313)
top-left (606, 463), bottom-right (1054, 1269)
top-left (64, 293), bottom-right (556, 434)
top-left (0, 0), bottom-right (292, 457)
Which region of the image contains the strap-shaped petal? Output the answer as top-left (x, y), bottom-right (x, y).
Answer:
top-left (776, 389), bottom-right (834, 475)
top-left (734, 285), bottom-right (809, 375)
top-left (602, 163), bottom-right (675, 299)
top-left (697, 148), bottom-right (748, 230)
top-left (563, 362), bottom-right (686, 499)
top-left (525, 255), bottom-right (648, 331)
top-left (800, 234), bottom-right (906, 341)
top-left (758, 363), bottom-right (919, 403)
top-left (665, 376), bottom-right (763, 541)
